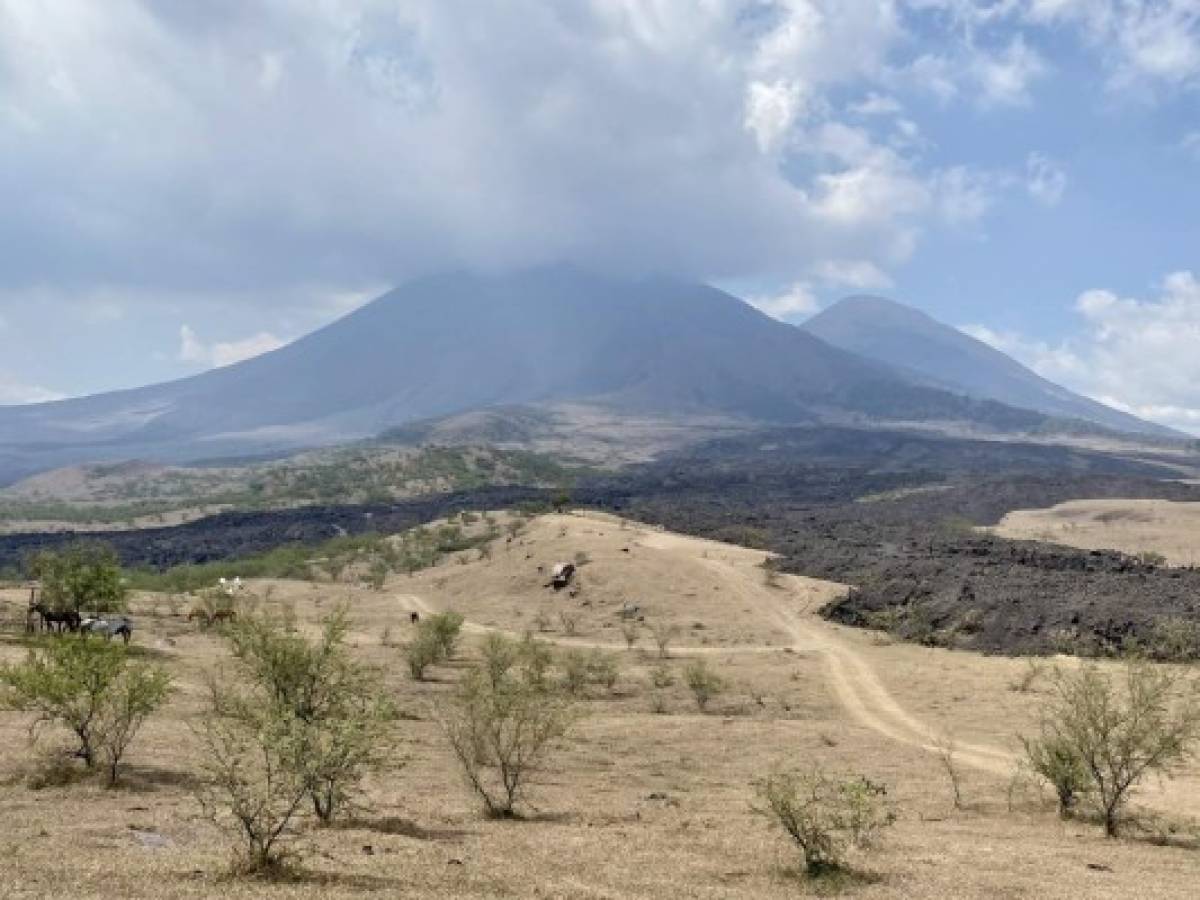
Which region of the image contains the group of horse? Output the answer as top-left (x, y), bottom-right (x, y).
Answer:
top-left (25, 600), bottom-right (134, 644)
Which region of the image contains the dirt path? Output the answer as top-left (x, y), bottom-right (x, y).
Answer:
top-left (395, 518), bottom-right (1021, 779)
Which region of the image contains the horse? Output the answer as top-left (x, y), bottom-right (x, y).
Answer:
top-left (80, 616), bottom-right (132, 645)
top-left (29, 603), bottom-right (81, 633)
top-left (187, 607), bottom-right (236, 628)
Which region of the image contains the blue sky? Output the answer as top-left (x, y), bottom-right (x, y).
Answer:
top-left (1, 1), bottom-right (1198, 430)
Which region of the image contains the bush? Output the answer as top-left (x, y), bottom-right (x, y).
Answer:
top-left (586, 650), bottom-right (620, 692)
top-left (683, 658), bottom-right (724, 712)
top-left (1021, 662), bottom-right (1200, 836)
top-left (405, 612), bottom-right (465, 680)
top-left (220, 609), bottom-right (393, 825)
top-left (650, 621), bottom-right (678, 659)
top-left (650, 663), bottom-right (675, 689)
top-left (0, 638), bottom-right (170, 786)
top-left (560, 648), bottom-right (589, 695)
top-left (1147, 616), bottom-right (1200, 662)
top-left (196, 697), bottom-right (310, 875)
top-left (438, 634), bottom-right (579, 818)
top-left (757, 769), bottom-right (894, 877)
top-left (426, 611), bottom-right (465, 660)
top-left (1020, 731), bottom-right (1091, 819)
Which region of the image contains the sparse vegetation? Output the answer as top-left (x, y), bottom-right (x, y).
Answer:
top-left (683, 658), bottom-right (724, 711)
top-left (934, 733), bottom-right (965, 809)
top-left (1020, 662), bottom-right (1200, 836)
top-left (437, 634), bottom-right (579, 818)
top-left (221, 608), bottom-right (394, 824)
top-left (620, 620), bottom-right (639, 650)
top-left (0, 638), bottom-right (170, 786)
top-left (405, 611), bottom-right (465, 680)
top-left (650, 620), bottom-right (678, 659)
top-left (756, 769), bottom-right (895, 877)
top-left (29, 541), bottom-right (127, 614)
top-left (760, 555), bottom-right (781, 588)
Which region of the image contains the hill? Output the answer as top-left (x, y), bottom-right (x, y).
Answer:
top-left (803, 294), bottom-right (1176, 437)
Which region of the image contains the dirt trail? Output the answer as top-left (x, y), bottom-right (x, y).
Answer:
top-left (397, 514), bottom-right (1020, 779)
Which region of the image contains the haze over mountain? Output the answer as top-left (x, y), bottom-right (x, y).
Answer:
top-left (0, 267), bottom-right (1151, 483)
top-left (804, 296), bottom-right (1177, 438)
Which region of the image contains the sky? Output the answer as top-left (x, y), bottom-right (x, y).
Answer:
top-left (1, 1), bottom-right (1198, 431)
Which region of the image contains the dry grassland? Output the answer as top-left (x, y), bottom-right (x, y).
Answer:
top-left (989, 498), bottom-right (1200, 566)
top-left (2, 511), bottom-right (1199, 898)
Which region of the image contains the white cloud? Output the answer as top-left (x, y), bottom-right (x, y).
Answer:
top-left (965, 271), bottom-right (1200, 434)
top-left (748, 282), bottom-right (820, 320)
top-left (744, 79), bottom-right (805, 154)
top-left (933, 166), bottom-right (1001, 225)
top-left (179, 325), bottom-right (287, 369)
top-left (1025, 151), bottom-right (1067, 206)
top-left (0, 375), bottom-right (65, 405)
top-left (971, 36), bottom-right (1048, 106)
top-left (813, 259), bottom-right (895, 291)
top-left (849, 92), bottom-right (903, 116)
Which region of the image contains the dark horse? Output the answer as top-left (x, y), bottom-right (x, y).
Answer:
top-left (28, 603), bottom-right (81, 633)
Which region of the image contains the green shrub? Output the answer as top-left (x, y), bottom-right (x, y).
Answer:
top-left (438, 635), bottom-right (579, 817)
top-left (405, 630), bottom-right (441, 681)
top-left (756, 769), bottom-right (895, 877)
top-left (221, 609), bottom-right (393, 824)
top-left (426, 611), bottom-right (465, 660)
top-left (0, 638), bottom-right (170, 785)
top-left (1021, 662), bottom-right (1200, 836)
top-left (683, 658), bottom-right (724, 712)
top-left (560, 648), bottom-right (590, 695)
top-left (1021, 731), bottom-right (1091, 818)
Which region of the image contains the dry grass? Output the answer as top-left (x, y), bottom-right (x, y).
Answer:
top-left (987, 498), bottom-right (1200, 567)
top-left (1, 510), bottom-right (1199, 897)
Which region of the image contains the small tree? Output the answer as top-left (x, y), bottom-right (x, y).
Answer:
top-left (438, 635), bottom-right (579, 818)
top-left (222, 609), bottom-right (393, 824)
top-left (196, 694), bottom-right (310, 875)
top-left (650, 620), bottom-right (678, 659)
top-left (30, 541), bottom-right (127, 614)
top-left (426, 611), bottom-right (465, 660)
top-left (757, 769), bottom-right (894, 877)
top-left (1021, 662), bottom-right (1200, 836)
top-left (405, 612), bottom-right (465, 680)
top-left (0, 638), bottom-right (170, 785)
top-left (934, 733), bottom-right (965, 809)
top-left (684, 658), bottom-right (724, 712)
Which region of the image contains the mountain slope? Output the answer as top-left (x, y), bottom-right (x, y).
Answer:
top-left (0, 269), bottom-right (1072, 480)
top-left (803, 295), bottom-right (1175, 438)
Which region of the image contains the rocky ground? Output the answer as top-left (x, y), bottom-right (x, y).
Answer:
top-left (3, 425), bottom-right (1200, 656)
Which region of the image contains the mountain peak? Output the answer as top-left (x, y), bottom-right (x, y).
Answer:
top-left (805, 294), bottom-right (1176, 438)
